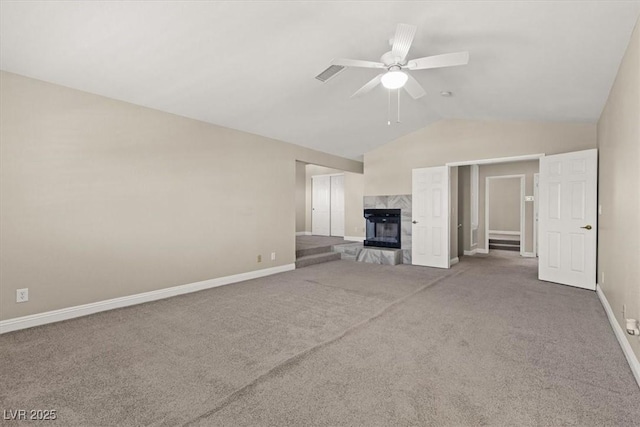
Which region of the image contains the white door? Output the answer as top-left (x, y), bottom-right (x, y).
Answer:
top-left (538, 149), bottom-right (597, 290)
top-left (330, 175), bottom-right (345, 236)
top-left (312, 175), bottom-right (331, 236)
top-left (412, 166), bottom-right (450, 268)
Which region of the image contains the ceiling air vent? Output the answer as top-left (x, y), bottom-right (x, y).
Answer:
top-left (315, 65), bottom-right (345, 82)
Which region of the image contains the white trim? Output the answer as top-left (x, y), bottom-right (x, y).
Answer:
top-left (463, 249), bottom-right (477, 256)
top-left (450, 257), bottom-right (460, 265)
top-left (446, 153), bottom-right (545, 167)
top-left (522, 252), bottom-right (536, 258)
top-left (0, 264), bottom-right (296, 334)
top-left (596, 284), bottom-right (640, 389)
top-left (343, 235), bottom-right (365, 242)
top-left (488, 230), bottom-right (521, 236)
top-left (310, 172), bottom-right (345, 178)
top-left (476, 248), bottom-right (489, 254)
top-left (296, 231), bottom-right (312, 236)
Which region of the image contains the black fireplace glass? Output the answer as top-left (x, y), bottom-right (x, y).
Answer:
top-left (363, 209), bottom-right (401, 249)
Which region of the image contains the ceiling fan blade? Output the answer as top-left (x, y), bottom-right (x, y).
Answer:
top-left (351, 74), bottom-right (384, 98)
top-left (407, 51), bottom-right (469, 70)
top-left (332, 58), bottom-right (385, 69)
top-left (391, 23), bottom-right (417, 62)
top-left (403, 74), bottom-right (426, 99)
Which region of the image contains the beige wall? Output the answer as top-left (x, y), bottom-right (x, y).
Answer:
top-left (597, 18), bottom-right (640, 361)
top-left (450, 167), bottom-right (459, 259)
top-left (488, 177), bottom-right (521, 232)
top-left (458, 166), bottom-right (470, 255)
top-left (364, 119), bottom-right (596, 196)
top-left (295, 161), bottom-right (306, 233)
top-left (478, 161), bottom-right (539, 253)
top-left (344, 172), bottom-right (365, 238)
top-left (0, 71), bottom-right (362, 320)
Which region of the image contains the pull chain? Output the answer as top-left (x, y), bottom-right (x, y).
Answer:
top-left (387, 89), bottom-right (391, 126)
top-left (397, 88), bottom-right (400, 123)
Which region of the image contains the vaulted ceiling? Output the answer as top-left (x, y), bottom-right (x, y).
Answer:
top-left (2, 1), bottom-right (639, 159)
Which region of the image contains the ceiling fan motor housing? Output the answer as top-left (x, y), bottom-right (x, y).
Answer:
top-left (381, 51), bottom-right (406, 67)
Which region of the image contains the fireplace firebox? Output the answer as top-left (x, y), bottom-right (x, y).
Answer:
top-left (364, 209), bottom-right (401, 249)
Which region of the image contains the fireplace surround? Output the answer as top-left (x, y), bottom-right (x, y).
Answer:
top-left (364, 209), bottom-right (401, 249)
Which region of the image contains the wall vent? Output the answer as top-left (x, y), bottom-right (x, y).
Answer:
top-left (315, 65), bottom-right (345, 82)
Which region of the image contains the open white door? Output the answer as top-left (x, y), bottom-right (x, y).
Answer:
top-left (312, 175), bottom-right (331, 236)
top-left (539, 149), bottom-right (597, 290)
top-left (412, 166), bottom-right (450, 268)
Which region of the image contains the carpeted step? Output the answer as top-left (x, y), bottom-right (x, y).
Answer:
top-left (489, 238), bottom-right (520, 252)
top-left (489, 239), bottom-right (520, 245)
top-left (295, 252), bottom-right (341, 268)
top-left (296, 246), bottom-right (333, 258)
top-left (489, 244), bottom-right (521, 251)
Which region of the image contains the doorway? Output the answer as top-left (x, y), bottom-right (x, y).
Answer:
top-left (445, 150), bottom-right (597, 291)
top-left (485, 175), bottom-right (525, 256)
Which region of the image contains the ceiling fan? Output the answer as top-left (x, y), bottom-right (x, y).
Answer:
top-left (326, 23), bottom-right (469, 99)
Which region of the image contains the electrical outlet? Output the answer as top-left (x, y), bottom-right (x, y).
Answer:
top-left (16, 288), bottom-right (28, 303)
top-left (271, 252), bottom-right (276, 261)
top-left (257, 255), bottom-right (262, 263)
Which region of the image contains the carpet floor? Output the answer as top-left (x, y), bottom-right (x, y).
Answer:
top-left (1, 254), bottom-right (639, 426)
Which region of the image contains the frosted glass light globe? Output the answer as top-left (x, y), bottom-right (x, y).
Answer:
top-left (381, 71), bottom-right (408, 89)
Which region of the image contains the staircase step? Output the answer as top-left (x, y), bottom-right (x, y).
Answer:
top-left (489, 239), bottom-right (520, 245)
top-left (295, 246), bottom-right (333, 258)
top-left (489, 244), bottom-right (520, 251)
top-left (295, 252), bottom-right (341, 268)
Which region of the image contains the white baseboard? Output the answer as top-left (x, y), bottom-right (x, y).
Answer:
top-left (476, 248), bottom-right (489, 254)
top-left (296, 231), bottom-right (312, 236)
top-left (344, 236), bottom-right (364, 242)
top-left (450, 257), bottom-right (460, 266)
top-left (522, 252), bottom-right (536, 258)
top-left (463, 249), bottom-right (477, 256)
top-left (596, 284), bottom-right (640, 389)
top-left (0, 264), bottom-right (296, 334)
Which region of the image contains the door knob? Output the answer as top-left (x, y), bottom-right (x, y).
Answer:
top-left (580, 225), bottom-right (592, 230)
top-left (412, 220), bottom-right (418, 224)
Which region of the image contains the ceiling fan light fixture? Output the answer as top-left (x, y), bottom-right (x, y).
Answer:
top-left (381, 70), bottom-right (408, 89)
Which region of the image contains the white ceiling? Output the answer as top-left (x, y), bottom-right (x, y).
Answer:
top-left (2, 1), bottom-right (639, 160)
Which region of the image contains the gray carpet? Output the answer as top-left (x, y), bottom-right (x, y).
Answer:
top-left (1, 254), bottom-right (639, 426)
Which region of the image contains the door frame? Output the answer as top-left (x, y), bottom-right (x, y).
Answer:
top-left (485, 175), bottom-right (526, 256)
top-left (447, 154), bottom-right (544, 257)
